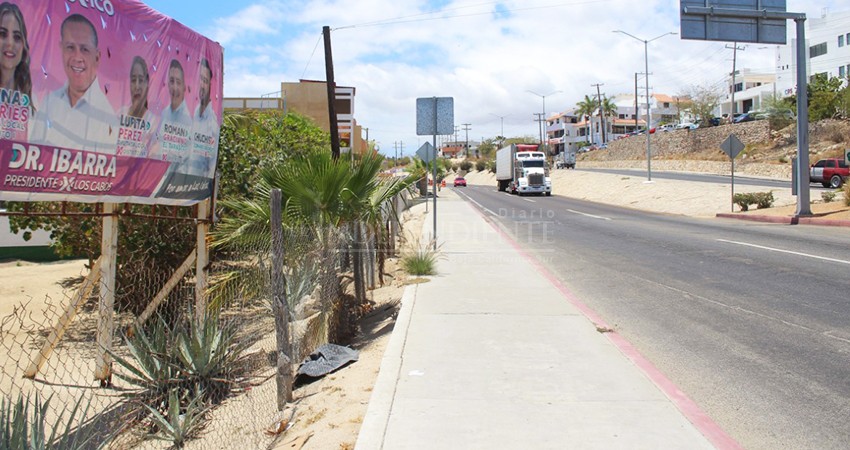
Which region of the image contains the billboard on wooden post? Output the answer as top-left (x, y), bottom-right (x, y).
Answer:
top-left (0, 0), bottom-right (224, 205)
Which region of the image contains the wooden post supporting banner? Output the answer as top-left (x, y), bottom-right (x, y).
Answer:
top-left (195, 199), bottom-right (210, 323)
top-left (270, 190), bottom-right (293, 407)
top-left (96, 203), bottom-right (119, 384)
top-left (24, 258), bottom-right (102, 379)
top-left (133, 250), bottom-right (197, 331)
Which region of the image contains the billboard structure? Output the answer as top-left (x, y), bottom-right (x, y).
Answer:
top-left (0, 0), bottom-right (224, 206)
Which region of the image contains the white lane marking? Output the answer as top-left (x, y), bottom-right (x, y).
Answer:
top-left (522, 198), bottom-right (536, 203)
top-left (455, 189), bottom-right (499, 216)
top-left (567, 209), bottom-right (612, 221)
top-left (717, 239), bottom-right (850, 265)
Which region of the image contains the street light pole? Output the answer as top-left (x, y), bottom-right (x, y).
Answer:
top-left (614, 30), bottom-right (677, 182)
top-left (527, 90), bottom-right (561, 154)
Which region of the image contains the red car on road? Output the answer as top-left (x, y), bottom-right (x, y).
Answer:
top-left (453, 177), bottom-right (467, 187)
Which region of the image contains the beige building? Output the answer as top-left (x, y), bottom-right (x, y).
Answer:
top-left (223, 80), bottom-right (368, 155)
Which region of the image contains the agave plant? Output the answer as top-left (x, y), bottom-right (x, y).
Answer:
top-left (111, 317), bottom-right (180, 411)
top-left (174, 313), bottom-right (250, 404)
top-left (0, 393), bottom-right (100, 450)
top-left (141, 388), bottom-right (209, 449)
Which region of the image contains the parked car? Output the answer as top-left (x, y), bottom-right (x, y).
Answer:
top-left (733, 111), bottom-right (766, 123)
top-left (676, 122), bottom-right (698, 130)
top-left (453, 177), bottom-right (467, 187)
top-left (810, 158), bottom-right (849, 188)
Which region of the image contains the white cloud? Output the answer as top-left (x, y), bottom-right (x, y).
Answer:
top-left (214, 0), bottom-right (845, 154)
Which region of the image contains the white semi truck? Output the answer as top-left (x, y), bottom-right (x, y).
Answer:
top-left (495, 144), bottom-right (552, 196)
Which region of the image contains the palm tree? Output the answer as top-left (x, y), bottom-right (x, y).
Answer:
top-left (575, 95), bottom-right (598, 144)
top-left (212, 149), bottom-right (415, 344)
top-left (599, 96), bottom-right (619, 143)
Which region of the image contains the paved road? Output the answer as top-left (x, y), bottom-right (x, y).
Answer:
top-left (576, 167), bottom-right (832, 192)
top-left (454, 184), bottom-right (850, 449)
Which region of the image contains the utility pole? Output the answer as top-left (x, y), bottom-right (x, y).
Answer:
top-left (592, 83), bottom-right (605, 144)
top-left (462, 123), bottom-right (471, 158)
top-left (533, 113), bottom-right (544, 149)
top-left (322, 26), bottom-right (340, 160)
top-left (634, 73), bottom-right (639, 130)
top-left (726, 42), bottom-right (746, 119)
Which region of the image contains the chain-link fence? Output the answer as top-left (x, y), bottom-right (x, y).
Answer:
top-left (0, 190), bottom-right (410, 449)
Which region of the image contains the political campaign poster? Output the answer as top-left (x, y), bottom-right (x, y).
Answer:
top-left (0, 0), bottom-right (223, 206)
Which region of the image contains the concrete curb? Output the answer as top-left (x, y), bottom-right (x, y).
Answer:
top-left (355, 282), bottom-right (419, 450)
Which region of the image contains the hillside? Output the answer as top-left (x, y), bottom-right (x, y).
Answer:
top-left (578, 119), bottom-right (850, 179)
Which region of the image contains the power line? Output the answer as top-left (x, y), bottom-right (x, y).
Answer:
top-left (333, 0), bottom-right (617, 30)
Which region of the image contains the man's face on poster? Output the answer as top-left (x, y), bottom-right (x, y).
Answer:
top-left (168, 65), bottom-right (184, 111)
top-left (61, 20), bottom-right (99, 100)
top-left (198, 65), bottom-right (211, 109)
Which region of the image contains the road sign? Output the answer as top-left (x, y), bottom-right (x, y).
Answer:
top-left (680, 0), bottom-right (787, 44)
top-left (416, 97), bottom-right (454, 136)
top-left (416, 142), bottom-right (437, 162)
top-left (720, 134), bottom-right (745, 160)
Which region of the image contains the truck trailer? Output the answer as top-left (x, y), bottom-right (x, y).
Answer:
top-left (495, 144), bottom-right (552, 196)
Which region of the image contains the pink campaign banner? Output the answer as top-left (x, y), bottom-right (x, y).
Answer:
top-left (0, 0), bottom-right (223, 205)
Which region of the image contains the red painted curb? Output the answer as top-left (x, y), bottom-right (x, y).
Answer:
top-left (716, 213), bottom-right (850, 227)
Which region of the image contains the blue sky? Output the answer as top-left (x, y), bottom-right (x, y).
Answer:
top-left (140, 0), bottom-right (844, 156)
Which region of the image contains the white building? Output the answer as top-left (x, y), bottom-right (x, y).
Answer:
top-left (720, 69), bottom-right (777, 116)
top-left (775, 9), bottom-right (850, 97)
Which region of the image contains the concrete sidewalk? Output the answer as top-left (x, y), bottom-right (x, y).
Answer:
top-left (356, 189), bottom-right (739, 449)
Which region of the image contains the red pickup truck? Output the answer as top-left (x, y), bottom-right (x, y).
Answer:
top-left (810, 158), bottom-right (849, 188)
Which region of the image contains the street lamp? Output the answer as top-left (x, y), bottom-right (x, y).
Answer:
top-left (613, 30), bottom-right (677, 182)
top-left (527, 90), bottom-right (561, 153)
top-left (490, 113), bottom-right (509, 148)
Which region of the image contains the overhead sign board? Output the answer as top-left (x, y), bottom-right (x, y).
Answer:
top-left (680, 0), bottom-right (787, 44)
top-left (416, 97), bottom-right (454, 136)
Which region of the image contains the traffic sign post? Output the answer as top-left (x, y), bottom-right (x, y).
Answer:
top-left (416, 97), bottom-right (454, 250)
top-left (680, 1), bottom-right (811, 216)
top-left (721, 134), bottom-right (746, 212)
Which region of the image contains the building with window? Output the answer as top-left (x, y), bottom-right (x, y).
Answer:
top-left (775, 9), bottom-right (850, 97)
top-left (720, 69), bottom-right (777, 116)
top-left (223, 80), bottom-right (369, 155)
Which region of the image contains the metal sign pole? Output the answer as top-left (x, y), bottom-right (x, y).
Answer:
top-left (432, 97), bottom-right (438, 251)
top-left (731, 158), bottom-right (735, 212)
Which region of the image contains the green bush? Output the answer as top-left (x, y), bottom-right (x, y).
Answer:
top-left (401, 241), bottom-right (439, 276)
top-left (754, 192), bottom-right (775, 209)
top-left (451, 163), bottom-right (459, 172)
top-left (822, 191), bottom-right (837, 203)
top-left (459, 160), bottom-right (473, 172)
top-left (475, 160), bottom-right (486, 172)
top-left (733, 192), bottom-right (775, 211)
top-left (733, 193), bottom-right (753, 211)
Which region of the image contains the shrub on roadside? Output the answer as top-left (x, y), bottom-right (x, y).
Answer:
top-left (401, 241), bottom-right (440, 276)
top-left (475, 160), bottom-right (486, 172)
top-left (733, 192), bottom-right (775, 211)
top-left (459, 160), bottom-right (473, 172)
top-left (822, 191), bottom-right (837, 203)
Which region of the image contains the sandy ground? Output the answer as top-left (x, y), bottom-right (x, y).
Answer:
top-left (1, 167), bottom-right (846, 449)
